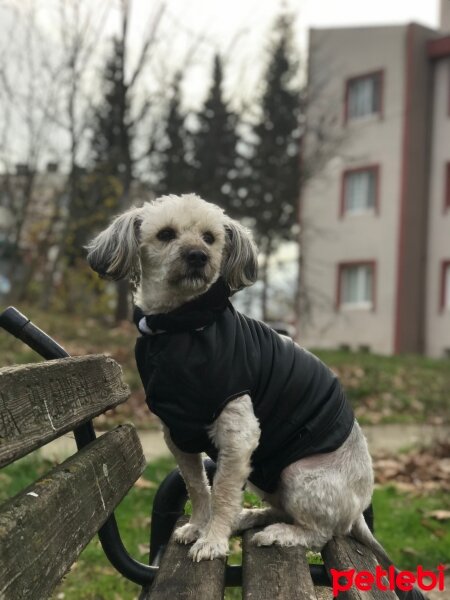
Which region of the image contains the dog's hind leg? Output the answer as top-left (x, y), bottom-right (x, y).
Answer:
top-left (163, 426), bottom-right (211, 544)
top-left (253, 422), bottom-right (373, 551)
top-left (189, 395), bottom-right (260, 562)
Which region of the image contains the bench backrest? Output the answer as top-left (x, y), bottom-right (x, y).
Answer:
top-left (0, 355), bottom-right (145, 600)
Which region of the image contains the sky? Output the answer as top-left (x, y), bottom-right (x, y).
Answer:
top-left (122, 0), bottom-right (440, 107)
top-left (129, 0), bottom-right (439, 46)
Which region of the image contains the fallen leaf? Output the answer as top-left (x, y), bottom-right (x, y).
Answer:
top-left (134, 477), bottom-right (156, 489)
top-left (138, 543), bottom-right (150, 556)
top-left (425, 510), bottom-right (450, 521)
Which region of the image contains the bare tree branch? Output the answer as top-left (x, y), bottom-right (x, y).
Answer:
top-left (128, 2), bottom-right (165, 89)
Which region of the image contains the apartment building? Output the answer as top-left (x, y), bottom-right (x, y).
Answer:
top-left (299, 14), bottom-right (450, 357)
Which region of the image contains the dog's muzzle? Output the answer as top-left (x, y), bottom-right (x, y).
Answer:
top-left (184, 249), bottom-right (208, 268)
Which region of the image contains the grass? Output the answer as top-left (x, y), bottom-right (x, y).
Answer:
top-left (1, 454), bottom-right (449, 600)
top-left (313, 349), bottom-right (450, 424)
top-left (1, 305), bottom-right (450, 426)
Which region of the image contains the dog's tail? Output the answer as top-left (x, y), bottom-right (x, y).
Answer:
top-left (350, 514), bottom-right (429, 600)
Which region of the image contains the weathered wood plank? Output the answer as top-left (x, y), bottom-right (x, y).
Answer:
top-left (322, 537), bottom-right (397, 599)
top-left (242, 529), bottom-right (317, 600)
top-left (141, 517), bottom-right (226, 600)
top-left (0, 355), bottom-right (130, 467)
top-left (0, 424), bottom-right (145, 600)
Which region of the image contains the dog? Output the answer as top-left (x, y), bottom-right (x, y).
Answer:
top-left (86, 194), bottom-right (426, 600)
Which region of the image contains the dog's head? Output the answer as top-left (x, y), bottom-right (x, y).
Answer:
top-left (86, 194), bottom-right (258, 311)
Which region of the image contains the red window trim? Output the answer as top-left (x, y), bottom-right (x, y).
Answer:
top-left (444, 162), bottom-right (450, 212)
top-left (339, 164), bottom-right (380, 218)
top-left (336, 260), bottom-right (377, 311)
top-left (440, 260), bottom-right (450, 312)
top-left (343, 69), bottom-right (384, 124)
top-left (448, 63), bottom-right (450, 117)
top-left (427, 36), bottom-right (450, 60)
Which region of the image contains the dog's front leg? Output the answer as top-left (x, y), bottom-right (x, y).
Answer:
top-left (189, 395), bottom-right (260, 562)
top-left (163, 426), bottom-right (211, 544)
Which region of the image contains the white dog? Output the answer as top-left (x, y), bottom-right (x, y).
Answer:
top-left (86, 194), bottom-right (382, 565)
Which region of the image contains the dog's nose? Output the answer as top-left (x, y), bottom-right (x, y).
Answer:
top-left (186, 249), bottom-right (208, 267)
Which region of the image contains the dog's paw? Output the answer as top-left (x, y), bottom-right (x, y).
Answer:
top-left (188, 536), bottom-right (229, 562)
top-left (251, 524), bottom-right (307, 548)
top-left (251, 530), bottom-right (278, 547)
top-left (173, 523), bottom-right (202, 545)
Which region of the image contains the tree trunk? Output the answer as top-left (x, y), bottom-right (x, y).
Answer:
top-left (260, 236), bottom-right (273, 322)
top-left (115, 279), bottom-right (130, 323)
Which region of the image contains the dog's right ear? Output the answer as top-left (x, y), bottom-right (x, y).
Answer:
top-left (86, 206), bottom-right (143, 280)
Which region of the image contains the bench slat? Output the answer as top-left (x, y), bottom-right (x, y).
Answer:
top-left (0, 424), bottom-right (145, 600)
top-left (0, 355), bottom-right (130, 467)
top-left (242, 529), bottom-right (318, 600)
top-left (322, 537), bottom-right (397, 599)
top-left (141, 517), bottom-right (226, 600)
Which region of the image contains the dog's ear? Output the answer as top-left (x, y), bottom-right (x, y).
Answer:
top-left (86, 206), bottom-right (143, 280)
top-left (222, 219), bottom-right (258, 292)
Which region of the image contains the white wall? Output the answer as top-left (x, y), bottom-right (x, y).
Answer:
top-left (300, 26), bottom-right (407, 353)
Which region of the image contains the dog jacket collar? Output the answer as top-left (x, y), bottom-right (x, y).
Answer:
top-left (133, 277), bottom-right (231, 334)
top-left (135, 301), bottom-right (355, 494)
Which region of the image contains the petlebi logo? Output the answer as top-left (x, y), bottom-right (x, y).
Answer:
top-left (330, 564), bottom-right (446, 596)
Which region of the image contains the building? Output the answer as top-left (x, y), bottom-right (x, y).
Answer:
top-left (300, 9), bottom-right (450, 357)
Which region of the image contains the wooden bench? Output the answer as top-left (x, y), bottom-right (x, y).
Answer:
top-left (0, 354), bottom-right (396, 600)
top-left (140, 516), bottom-right (397, 600)
top-left (0, 303), bottom-right (396, 600)
top-left (0, 355), bottom-right (146, 599)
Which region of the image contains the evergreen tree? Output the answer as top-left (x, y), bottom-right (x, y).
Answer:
top-left (156, 77), bottom-right (193, 195)
top-left (91, 37), bottom-right (133, 196)
top-left (192, 54), bottom-right (239, 211)
top-left (88, 36), bottom-right (135, 322)
top-left (246, 15), bottom-right (301, 319)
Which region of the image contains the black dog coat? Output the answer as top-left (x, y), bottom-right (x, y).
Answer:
top-left (134, 278), bottom-right (354, 493)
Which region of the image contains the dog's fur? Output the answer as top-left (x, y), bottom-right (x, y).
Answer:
top-left (86, 194), bottom-right (382, 564)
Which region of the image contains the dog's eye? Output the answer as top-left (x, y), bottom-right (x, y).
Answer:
top-left (157, 227), bottom-right (177, 242)
top-left (202, 231), bottom-right (215, 245)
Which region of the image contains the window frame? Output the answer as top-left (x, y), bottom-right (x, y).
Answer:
top-left (444, 162), bottom-right (450, 212)
top-left (336, 261), bottom-right (377, 311)
top-left (440, 260), bottom-right (450, 312)
top-left (448, 62), bottom-right (450, 117)
top-left (340, 164), bottom-right (380, 217)
top-left (344, 70), bottom-right (384, 123)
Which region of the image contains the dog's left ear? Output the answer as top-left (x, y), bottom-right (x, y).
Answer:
top-left (222, 219), bottom-right (258, 292)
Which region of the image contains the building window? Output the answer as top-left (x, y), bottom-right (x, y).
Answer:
top-left (337, 262), bottom-right (375, 310)
top-left (448, 63), bottom-right (450, 117)
top-left (440, 261), bottom-right (450, 311)
top-left (341, 166), bottom-right (379, 216)
top-left (445, 163), bottom-right (450, 211)
top-left (345, 71), bottom-right (382, 121)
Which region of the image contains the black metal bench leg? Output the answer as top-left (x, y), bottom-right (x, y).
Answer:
top-left (363, 502), bottom-right (375, 533)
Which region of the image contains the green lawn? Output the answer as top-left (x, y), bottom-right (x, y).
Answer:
top-left (1, 305), bottom-right (449, 426)
top-left (311, 348), bottom-right (450, 424)
top-left (1, 454), bottom-right (449, 600)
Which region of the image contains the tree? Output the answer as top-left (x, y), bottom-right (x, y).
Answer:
top-left (246, 15), bottom-right (301, 320)
top-left (191, 54), bottom-right (239, 210)
top-left (156, 75), bottom-right (193, 195)
top-left (86, 35), bottom-right (135, 321)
